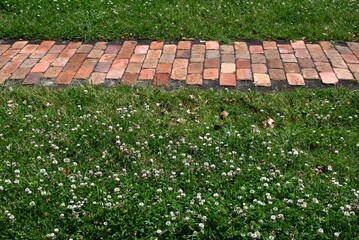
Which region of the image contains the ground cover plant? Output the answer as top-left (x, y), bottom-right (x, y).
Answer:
top-left (0, 0), bottom-right (358, 41)
top-left (0, 86), bottom-right (358, 239)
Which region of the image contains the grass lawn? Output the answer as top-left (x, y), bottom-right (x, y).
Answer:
top-left (0, 0), bottom-right (358, 41)
top-left (0, 86), bottom-right (358, 239)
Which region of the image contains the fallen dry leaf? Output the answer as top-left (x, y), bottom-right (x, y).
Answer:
top-left (219, 111), bottom-right (229, 119)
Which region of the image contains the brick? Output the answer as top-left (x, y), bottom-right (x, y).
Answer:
top-left (171, 68), bottom-right (187, 80)
top-left (105, 45), bottom-right (121, 54)
top-left (290, 40), bottom-right (306, 49)
top-left (150, 41), bottom-right (164, 50)
top-left (221, 63), bottom-right (235, 73)
top-left (205, 58), bottom-right (219, 69)
top-left (10, 68), bottom-right (30, 80)
top-left (249, 45), bottom-right (264, 54)
top-left (315, 62), bottom-right (333, 72)
top-left (347, 42), bottom-right (359, 52)
top-left (287, 73), bottom-right (305, 86)
top-left (3, 49), bottom-right (19, 57)
top-left (0, 56), bottom-right (11, 69)
top-left (354, 73), bottom-right (359, 81)
top-left (236, 60), bottom-right (251, 69)
top-left (75, 60), bottom-right (97, 79)
top-left (254, 74), bottom-right (271, 87)
top-left (89, 72), bottom-right (106, 85)
top-left (48, 45), bottom-right (66, 54)
top-left (324, 49), bottom-right (341, 59)
top-left (139, 69), bottom-right (156, 80)
top-left (341, 54), bottom-right (359, 64)
top-left (23, 72), bottom-right (42, 84)
top-left (12, 41), bottom-right (28, 49)
top-left (147, 50), bottom-right (162, 59)
top-left (192, 44), bottom-right (205, 54)
top-left (125, 63), bottom-right (142, 74)
top-left (329, 58), bottom-right (347, 69)
top-left (2, 62), bottom-right (21, 74)
top-left (130, 54), bottom-right (146, 63)
top-left (44, 67), bottom-right (62, 78)
top-left (12, 53), bottom-right (30, 63)
top-left (268, 59), bottom-right (283, 69)
top-left (135, 45), bottom-right (149, 54)
top-left (335, 45), bottom-right (352, 54)
top-left (320, 72), bottom-right (338, 84)
top-left (307, 44), bottom-right (328, 62)
top-left (220, 45), bottom-right (234, 54)
top-left (106, 69), bottom-right (125, 79)
top-left (295, 49), bottom-right (311, 59)
top-left (348, 64), bottom-right (359, 73)
top-left (63, 61), bottom-right (81, 72)
top-left (56, 71), bottom-right (75, 84)
top-left (333, 68), bottom-right (354, 80)
top-left (58, 48), bottom-right (76, 58)
top-left (252, 64), bottom-right (267, 74)
top-left (284, 63), bottom-right (300, 73)
top-left (298, 58), bottom-right (315, 68)
top-left (263, 41), bottom-right (277, 50)
top-left (52, 58), bottom-right (70, 67)
top-left (269, 69), bottom-right (285, 80)
top-left (77, 45), bottom-right (93, 53)
top-left (0, 73), bottom-right (10, 84)
top-left (88, 50), bottom-right (104, 59)
top-left (68, 53), bottom-right (86, 63)
top-left (203, 69), bottom-right (219, 80)
top-left (142, 58), bottom-right (159, 69)
top-left (281, 54), bottom-right (297, 63)
top-left (302, 68), bottom-right (319, 80)
top-left (178, 41), bottom-right (191, 50)
top-left (319, 41), bottom-right (333, 50)
top-left (265, 50), bottom-right (280, 59)
top-left (117, 48), bottom-right (134, 59)
top-left (278, 44), bottom-right (293, 54)
top-left (31, 61), bottom-right (50, 73)
top-left (0, 44), bottom-right (10, 54)
top-left (94, 42), bottom-right (107, 50)
top-left (122, 72), bottom-right (138, 86)
top-left (176, 50), bottom-right (191, 59)
top-left (156, 63), bottom-right (172, 74)
top-left (188, 63), bottom-right (203, 74)
top-left (206, 41), bottom-right (219, 50)
top-left (20, 44), bottom-right (38, 54)
top-left (99, 54), bottom-right (116, 63)
top-left (173, 59), bottom-right (189, 69)
top-left (67, 42), bottom-right (82, 49)
top-left (251, 54), bottom-right (266, 64)
top-left (111, 59), bottom-right (128, 69)
top-left (236, 69), bottom-right (252, 81)
top-left (159, 53), bottom-right (175, 63)
top-left (220, 73), bottom-right (236, 86)
top-left (163, 45), bottom-right (177, 54)
top-left (206, 50), bottom-right (220, 59)
top-left (190, 54), bottom-right (205, 63)
top-left (153, 73), bottom-right (169, 86)
top-left (186, 74), bottom-right (202, 85)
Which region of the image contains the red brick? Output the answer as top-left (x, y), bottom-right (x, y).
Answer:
top-left (173, 59), bottom-right (188, 69)
top-left (286, 73), bottom-right (305, 86)
top-left (268, 59), bottom-right (283, 69)
top-left (252, 64), bottom-right (267, 73)
top-left (105, 45), bottom-right (121, 54)
top-left (251, 54), bottom-right (266, 63)
top-left (88, 50), bottom-right (104, 59)
top-left (335, 45), bottom-right (352, 54)
top-left (31, 61), bottom-right (50, 73)
top-left (204, 58), bottom-right (219, 69)
top-left (52, 58), bottom-right (70, 67)
top-left (0, 44), bottom-right (10, 54)
top-left (236, 60), bottom-right (251, 69)
top-left (220, 45), bottom-right (234, 54)
top-left (320, 72), bottom-right (338, 84)
top-left (235, 42), bottom-right (250, 59)
top-left (156, 63), bottom-right (172, 74)
top-left (284, 63), bottom-right (300, 73)
top-left (67, 42), bottom-right (82, 49)
top-left (0, 73), bottom-right (10, 84)
top-left (99, 54), bottom-right (116, 63)
top-left (3, 49), bottom-right (19, 57)
top-left (41, 54), bottom-right (59, 64)
top-left (0, 56), bottom-right (11, 69)
top-left (306, 44), bottom-right (328, 62)
top-left (135, 45), bottom-right (149, 54)
top-left (298, 58), bottom-right (315, 68)
top-left (221, 63), bottom-right (235, 73)
top-left (329, 58), bottom-right (347, 69)
top-left (176, 50), bottom-right (191, 58)
top-left (186, 74), bottom-right (202, 85)
top-left (341, 54), bottom-right (359, 64)
top-left (203, 69), bottom-right (219, 80)
top-left (290, 40), bottom-right (306, 49)
top-left (159, 53), bottom-right (175, 63)
top-left (188, 63), bottom-right (203, 74)
top-left (94, 62), bottom-right (111, 72)
top-left (333, 68), bottom-right (354, 80)
top-left (163, 44), bottom-right (177, 54)
top-left (302, 68), bottom-right (319, 80)
top-left (125, 63), bottom-right (142, 74)
top-left (122, 72), bottom-right (138, 86)
top-left (315, 62), bottom-right (333, 72)
top-left (348, 64), bottom-right (359, 73)
top-left (36, 41), bottom-right (55, 51)
top-left (354, 73), bottom-right (359, 81)
top-left (278, 44), bottom-right (293, 54)
top-left (89, 72), bottom-right (106, 85)
top-left (10, 68), bottom-right (30, 80)
top-left (130, 54), bottom-right (146, 63)
top-left (190, 54), bottom-right (205, 63)
top-left (20, 59), bottom-right (38, 69)
top-left (220, 73), bottom-right (236, 86)
top-left (324, 49), bottom-right (341, 59)
top-left (249, 45), bottom-right (264, 54)
top-left (171, 68), bottom-right (187, 80)
top-left (236, 69), bottom-right (252, 81)
top-left (281, 54), bottom-right (297, 63)
top-left (178, 41), bottom-right (191, 50)
top-left (12, 41), bottom-right (28, 49)
top-left (147, 50), bottom-right (162, 59)
top-left (295, 49), bottom-right (311, 59)
top-left (117, 48), bottom-right (133, 59)
top-left (347, 42), bottom-right (359, 52)
top-left (56, 71), bottom-right (75, 84)
top-left (206, 41), bottom-right (219, 50)
top-left (12, 53), bottom-right (30, 63)
top-left (1, 62), bottom-right (21, 74)
top-left (319, 41), bottom-right (333, 50)
top-left (254, 74), bottom-right (271, 87)
top-left (111, 59), bottom-right (129, 69)
top-left (20, 44), bottom-right (38, 54)
top-left (263, 41), bottom-right (277, 50)
top-left (69, 53), bottom-right (87, 63)
top-left (48, 45), bottom-right (66, 54)
top-left (150, 41), bottom-right (164, 50)
top-left (23, 72), bottom-right (42, 84)
top-left (94, 42), bottom-right (108, 50)
top-left (139, 69), bottom-right (155, 80)
top-left (265, 50), bottom-right (280, 59)
top-left (269, 69), bottom-right (285, 80)
top-left (77, 45), bottom-right (93, 54)
top-left (206, 50), bottom-right (220, 59)
top-left (44, 67), bottom-right (62, 78)
top-left (75, 60), bottom-right (97, 79)
top-left (153, 73), bottom-right (169, 86)
top-left (192, 44), bottom-right (205, 54)
top-left (63, 61), bottom-right (81, 72)
top-left (106, 69), bottom-right (125, 79)
top-left (142, 58), bottom-right (159, 69)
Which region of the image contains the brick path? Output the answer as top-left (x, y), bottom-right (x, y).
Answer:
top-left (1, 40), bottom-right (358, 88)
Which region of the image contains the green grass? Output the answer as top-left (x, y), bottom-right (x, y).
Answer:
top-left (0, 86), bottom-right (358, 239)
top-left (0, 0), bottom-right (358, 41)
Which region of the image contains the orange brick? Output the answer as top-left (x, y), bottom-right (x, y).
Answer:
top-left (139, 69), bottom-right (155, 80)
top-left (269, 69), bottom-right (285, 80)
top-left (186, 74), bottom-right (202, 85)
top-left (263, 41), bottom-right (277, 50)
top-left (203, 69), bottom-right (219, 80)
top-left (20, 44), bottom-right (38, 54)
top-left (89, 72), bottom-right (106, 85)
top-left (171, 68), bottom-right (187, 80)
top-left (236, 69), bottom-right (252, 81)
top-left (153, 73), bottom-right (169, 86)
top-left (220, 73), bottom-right (236, 86)
top-left (126, 63), bottom-right (142, 74)
top-left (204, 58), bottom-right (219, 69)
top-left (10, 68), bottom-right (30, 80)
top-left (44, 67), bottom-right (62, 78)
top-left (188, 63), bottom-right (203, 74)
top-left (135, 45), bottom-right (149, 54)
top-left (290, 40), bottom-right (306, 49)
top-left (333, 68), bottom-right (354, 80)
top-left (254, 74), bottom-right (271, 87)
top-left (178, 41), bottom-right (191, 50)
top-left (249, 45), bottom-right (264, 54)
top-left (302, 68), bottom-right (319, 80)
top-left (122, 72), bottom-right (138, 86)
top-left (173, 59), bottom-right (189, 69)
top-left (56, 71), bottom-right (75, 84)
top-left (150, 41), bottom-right (164, 50)
top-left (12, 41), bottom-right (28, 49)
top-left (221, 63), bottom-right (235, 73)
top-left (156, 63), bottom-right (172, 74)
top-left (106, 69), bottom-right (125, 79)
top-left (205, 41), bottom-right (219, 50)
top-left (286, 73), bottom-right (305, 86)
top-left (252, 64), bottom-right (267, 74)
top-left (320, 72), bottom-right (338, 84)
top-left (31, 61), bottom-right (50, 73)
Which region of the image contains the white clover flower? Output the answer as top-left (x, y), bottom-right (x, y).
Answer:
top-left (0, 186), bottom-right (3, 191)
top-left (334, 232), bottom-right (341, 237)
top-left (166, 221), bottom-right (171, 226)
top-left (139, 202), bottom-right (144, 207)
top-left (198, 223), bottom-right (205, 229)
top-left (29, 201), bottom-right (36, 206)
top-left (270, 215), bottom-right (276, 221)
top-left (156, 229), bottom-right (162, 234)
top-left (318, 228), bottom-right (324, 234)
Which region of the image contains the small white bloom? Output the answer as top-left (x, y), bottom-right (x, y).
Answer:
top-left (318, 228), bottom-right (324, 234)
top-left (198, 223), bottom-right (205, 229)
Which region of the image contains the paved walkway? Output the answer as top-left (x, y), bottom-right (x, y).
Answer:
top-left (0, 40), bottom-right (358, 88)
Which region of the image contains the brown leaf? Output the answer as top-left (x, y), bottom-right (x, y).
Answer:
top-left (268, 118), bottom-right (275, 129)
top-left (219, 111), bottom-right (229, 119)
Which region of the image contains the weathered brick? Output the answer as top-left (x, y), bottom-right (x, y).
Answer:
top-left (125, 63), bottom-right (142, 74)
top-left (23, 72), bottom-right (42, 84)
top-left (192, 44), bottom-right (205, 54)
top-left (56, 71), bottom-right (75, 84)
top-left (190, 54), bottom-right (205, 63)
top-left (252, 64), bottom-right (267, 74)
top-left (290, 40), bottom-right (306, 49)
top-left (319, 41), bottom-right (333, 50)
top-left (122, 72), bottom-right (138, 86)
top-left (221, 63), bottom-right (235, 73)
top-left (284, 63), bottom-right (300, 73)
top-left (186, 74), bottom-right (202, 85)
top-left (320, 72), bottom-right (338, 84)
top-left (12, 41), bottom-right (28, 49)
top-left (156, 63), bottom-right (172, 74)
top-left (135, 45), bottom-right (149, 54)
top-left (163, 45), bottom-right (177, 54)
top-left (220, 45), bottom-right (234, 54)
top-left (10, 68), bottom-right (30, 80)
top-left (206, 50), bottom-right (220, 59)
top-left (295, 49), bottom-right (311, 59)
top-left (131, 54), bottom-right (146, 63)
top-left (153, 73), bottom-right (169, 86)
top-left (329, 58), bottom-right (347, 69)
top-left (31, 61), bottom-right (50, 73)
top-left (88, 50), bottom-right (104, 59)
top-left (77, 45), bottom-right (93, 54)
top-left (249, 45), bottom-right (264, 54)
top-left (281, 54), bottom-right (297, 63)
top-left (12, 53), bottom-right (30, 63)
top-left (173, 59), bottom-right (189, 69)
top-left (89, 72), bottom-right (106, 85)
top-left (204, 58), bottom-right (219, 69)
top-left (188, 63), bottom-right (203, 74)
top-left (335, 45), bottom-right (352, 54)
top-left (203, 69), bottom-right (219, 80)
top-left (333, 68), bottom-right (354, 80)
top-left (302, 68), bottom-right (319, 80)
top-left (265, 50), bottom-right (280, 59)
top-left (254, 74), bottom-right (271, 87)
top-left (205, 41), bottom-right (219, 50)
top-left (287, 73), bottom-right (305, 86)
top-left (21, 59), bottom-right (39, 69)
top-left (139, 69), bottom-right (156, 80)
top-left (269, 69), bottom-right (285, 80)
top-left (236, 60), bottom-right (251, 69)
top-left (268, 59), bottom-right (283, 69)
top-left (263, 41), bottom-right (277, 50)
top-left (315, 62), bottom-right (333, 72)
top-left (159, 53), bottom-right (175, 63)
top-left (236, 69), bottom-right (252, 81)
top-left (150, 41), bottom-right (164, 50)
top-left (105, 45), bottom-right (121, 54)
top-left (251, 54), bottom-right (266, 64)
top-left (298, 58), bottom-right (315, 68)
top-left (176, 50), bottom-right (191, 59)
top-left (178, 41), bottom-right (191, 50)
top-left (142, 58), bottom-right (159, 69)
top-left (99, 54), bottom-right (116, 63)
top-left (48, 45), bottom-right (66, 54)
top-left (341, 54), bottom-right (359, 64)
top-left (20, 44), bottom-right (38, 54)
top-left (348, 64), bottom-right (359, 73)
top-left (147, 50), bottom-right (162, 59)
top-left (44, 67), bottom-right (62, 78)
top-left (278, 44), bottom-right (293, 54)
top-left (220, 73), bottom-right (236, 86)
top-left (171, 68), bottom-right (187, 80)
top-left (94, 42), bottom-right (108, 50)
